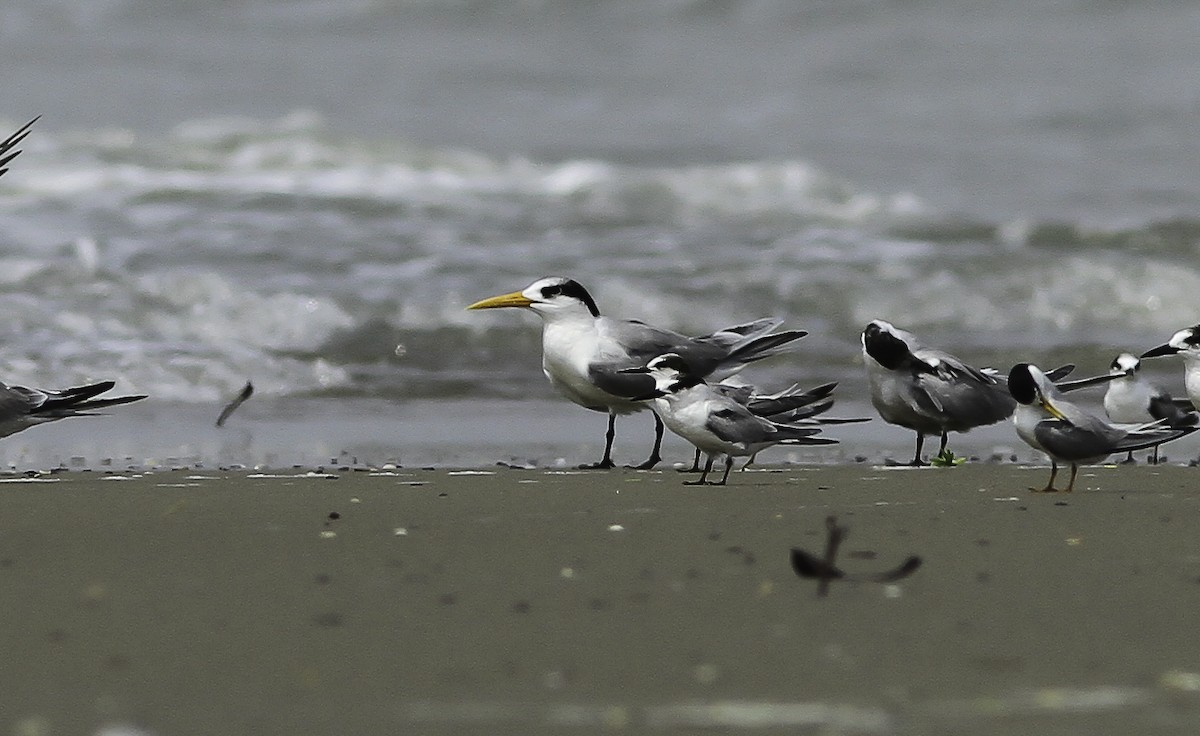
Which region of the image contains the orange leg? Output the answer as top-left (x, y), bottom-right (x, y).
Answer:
top-left (1063, 463), bottom-right (1079, 493)
top-left (1031, 460), bottom-right (1059, 493)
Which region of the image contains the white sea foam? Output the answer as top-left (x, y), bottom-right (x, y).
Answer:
top-left (1, 114), bottom-right (1198, 407)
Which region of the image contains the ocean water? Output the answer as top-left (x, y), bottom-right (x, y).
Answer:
top-left (3, 0), bottom-right (1200, 468)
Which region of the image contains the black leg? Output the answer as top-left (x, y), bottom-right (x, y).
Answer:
top-left (677, 448), bottom-right (703, 473)
top-left (711, 456), bottom-right (734, 485)
top-left (631, 412), bottom-right (664, 470)
top-left (909, 432), bottom-right (927, 467)
top-left (579, 413), bottom-right (617, 469)
top-left (684, 455), bottom-right (714, 485)
top-left (938, 432), bottom-right (949, 455)
top-left (740, 452), bottom-right (759, 471)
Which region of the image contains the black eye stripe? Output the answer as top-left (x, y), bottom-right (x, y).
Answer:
top-left (547, 279), bottom-right (600, 317)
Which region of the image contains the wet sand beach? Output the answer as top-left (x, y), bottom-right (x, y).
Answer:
top-left (3, 464), bottom-right (1200, 735)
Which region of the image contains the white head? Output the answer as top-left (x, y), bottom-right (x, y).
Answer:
top-left (1109, 352), bottom-right (1140, 378)
top-left (466, 276), bottom-right (600, 320)
top-left (619, 353), bottom-right (703, 399)
top-left (1142, 325), bottom-right (1200, 362)
top-left (644, 353), bottom-right (690, 386)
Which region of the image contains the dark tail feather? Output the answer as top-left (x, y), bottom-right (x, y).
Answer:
top-left (766, 398), bottom-right (836, 424)
top-left (696, 318), bottom-right (784, 348)
top-left (779, 436), bottom-right (841, 446)
top-left (722, 329), bottom-right (808, 367)
top-left (773, 424), bottom-right (840, 445)
top-left (1044, 363), bottom-right (1075, 383)
top-left (64, 394), bottom-right (148, 413)
top-left (808, 416), bottom-right (872, 425)
top-left (749, 381), bottom-right (837, 417)
top-left (36, 381), bottom-right (117, 411)
top-left (32, 381), bottom-right (145, 418)
top-left (0, 116), bottom-right (39, 177)
top-left (1111, 426), bottom-right (1199, 455)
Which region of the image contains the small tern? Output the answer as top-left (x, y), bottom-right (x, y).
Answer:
top-left (1103, 353), bottom-right (1196, 463)
top-left (862, 320), bottom-right (1020, 465)
top-left (1141, 325), bottom-right (1200, 412)
top-left (677, 378), bottom-right (867, 472)
top-left (468, 277), bottom-right (807, 469)
top-left (1008, 363), bottom-right (1194, 492)
top-left (622, 353), bottom-right (838, 485)
top-left (0, 380), bottom-right (146, 440)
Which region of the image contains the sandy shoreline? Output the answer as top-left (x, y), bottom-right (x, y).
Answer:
top-left (3, 463), bottom-right (1200, 735)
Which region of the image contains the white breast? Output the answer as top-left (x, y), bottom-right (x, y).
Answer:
top-left (1012, 404), bottom-right (1048, 454)
top-left (541, 319), bottom-right (641, 413)
top-left (1104, 378), bottom-right (1153, 424)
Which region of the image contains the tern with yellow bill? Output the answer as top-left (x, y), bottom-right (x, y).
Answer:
top-left (1008, 363), bottom-right (1193, 493)
top-left (467, 277), bottom-right (807, 469)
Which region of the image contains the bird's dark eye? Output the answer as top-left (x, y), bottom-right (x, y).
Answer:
top-left (538, 278), bottom-right (600, 316)
top-left (1110, 358), bottom-right (1120, 371)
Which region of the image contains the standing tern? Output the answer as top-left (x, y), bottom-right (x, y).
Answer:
top-left (862, 320), bottom-right (1020, 465)
top-left (468, 277), bottom-right (807, 469)
top-left (1008, 363), bottom-right (1193, 492)
top-left (1103, 353), bottom-right (1196, 464)
top-left (0, 380), bottom-right (146, 440)
top-left (677, 379), bottom-right (868, 472)
top-left (622, 353), bottom-right (838, 485)
top-left (1141, 325), bottom-right (1200, 412)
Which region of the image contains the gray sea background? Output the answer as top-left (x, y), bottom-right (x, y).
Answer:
top-left (3, 0), bottom-right (1200, 469)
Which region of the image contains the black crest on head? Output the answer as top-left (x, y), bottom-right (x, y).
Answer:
top-left (540, 278), bottom-right (600, 317)
top-left (1185, 326), bottom-right (1200, 347)
top-left (1007, 363), bottom-right (1037, 404)
top-left (651, 353), bottom-right (704, 392)
top-left (862, 323), bottom-right (911, 370)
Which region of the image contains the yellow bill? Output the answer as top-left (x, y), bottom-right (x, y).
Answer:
top-left (466, 290), bottom-right (534, 310)
top-left (1041, 399), bottom-right (1068, 422)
